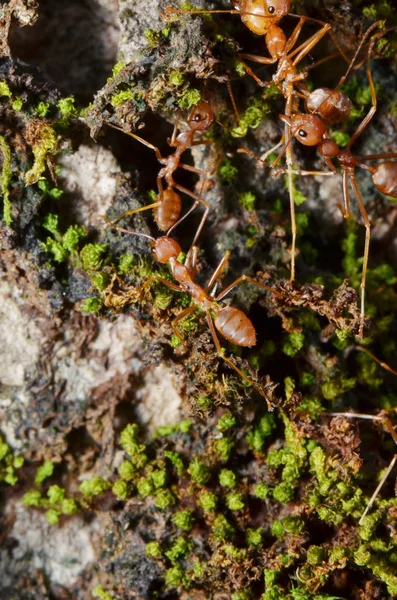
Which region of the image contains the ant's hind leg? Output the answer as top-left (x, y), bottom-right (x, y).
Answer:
top-left (206, 313), bottom-right (274, 410)
top-left (171, 305), bottom-right (197, 348)
top-left (214, 275), bottom-right (282, 302)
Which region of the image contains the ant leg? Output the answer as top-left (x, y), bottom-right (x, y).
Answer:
top-left (102, 202), bottom-right (162, 228)
top-left (272, 168), bottom-right (335, 177)
top-left (227, 79), bottom-right (240, 123)
top-left (185, 246), bottom-right (199, 278)
top-left (205, 251), bottom-right (231, 294)
top-left (285, 17), bottom-right (306, 53)
top-left (359, 455), bottom-right (397, 524)
top-left (172, 183), bottom-right (209, 248)
top-left (284, 90), bottom-right (297, 283)
top-left (106, 123), bottom-right (163, 161)
top-left (178, 163), bottom-right (210, 176)
top-left (214, 274), bottom-right (282, 302)
top-left (349, 174), bottom-right (371, 339)
top-left (340, 170), bottom-right (351, 219)
top-left (237, 55), bottom-right (276, 87)
top-left (205, 312), bottom-right (274, 410)
top-left (287, 13), bottom-right (350, 64)
top-left (359, 152), bottom-right (397, 162)
top-left (144, 275), bottom-right (182, 295)
top-left (171, 305), bottom-right (197, 347)
top-left (355, 345), bottom-right (397, 377)
top-left (190, 139), bottom-right (213, 147)
top-left (346, 30), bottom-right (378, 149)
top-left (288, 23), bottom-right (332, 67)
top-left (169, 114), bottom-right (181, 147)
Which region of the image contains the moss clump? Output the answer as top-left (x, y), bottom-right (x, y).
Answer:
top-left (0, 435), bottom-right (24, 485)
top-left (25, 124), bottom-right (58, 185)
top-left (0, 136), bottom-right (12, 225)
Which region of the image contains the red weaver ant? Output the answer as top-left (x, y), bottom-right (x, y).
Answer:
top-left (167, 1), bottom-right (350, 281)
top-left (269, 24), bottom-right (397, 337)
top-left (102, 223), bottom-right (282, 409)
top-left (105, 101), bottom-right (215, 249)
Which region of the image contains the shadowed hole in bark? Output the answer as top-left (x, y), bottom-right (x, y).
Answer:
top-left (8, 0), bottom-right (120, 102)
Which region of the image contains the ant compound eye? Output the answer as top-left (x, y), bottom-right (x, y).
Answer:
top-left (299, 129), bottom-right (307, 138)
top-left (268, 5), bottom-right (275, 13)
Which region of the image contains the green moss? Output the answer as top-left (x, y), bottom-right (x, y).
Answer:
top-left (46, 508), bottom-right (61, 525)
top-left (198, 490), bottom-right (217, 513)
top-left (0, 136), bottom-right (12, 225)
top-left (219, 157), bottom-right (238, 181)
top-left (165, 565), bottom-right (189, 588)
top-left (211, 515), bottom-right (235, 540)
top-left (188, 458), bottom-right (210, 485)
top-left (47, 484), bottom-right (65, 504)
top-left (57, 97), bottom-right (77, 117)
top-left (79, 477), bottom-right (111, 497)
top-left (164, 451), bottom-right (184, 476)
top-left (307, 546), bottom-right (326, 566)
top-left (219, 469), bottom-right (236, 488)
top-left (137, 477), bottom-right (154, 497)
top-left (178, 88), bottom-right (201, 109)
top-left (80, 297), bottom-right (102, 313)
top-left (35, 101), bottom-right (51, 117)
top-left (214, 437), bottom-right (234, 461)
top-left (80, 244), bottom-right (108, 271)
top-left (254, 482), bottom-right (271, 499)
top-left (239, 191), bottom-right (256, 212)
top-left (93, 585), bottom-right (117, 600)
top-left (23, 490), bottom-right (43, 507)
top-left (231, 97), bottom-right (270, 138)
top-left (246, 528), bottom-right (263, 547)
top-left (35, 460), bottom-right (54, 485)
top-left (283, 332), bottom-right (305, 357)
top-left (226, 492), bottom-right (245, 510)
top-left (111, 89), bottom-right (134, 107)
top-left (146, 541), bottom-right (163, 559)
top-left (247, 413), bottom-right (276, 452)
top-left (172, 509), bottom-right (195, 531)
top-left (169, 71), bottom-right (184, 86)
top-left (165, 536), bottom-right (193, 561)
top-left (0, 82), bottom-right (12, 97)
top-left (273, 482), bottom-right (294, 503)
top-left (25, 124), bottom-right (58, 186)
top-left (118, 253), bottom-right (136, 273)
top-left (61, 498), bottom-right (80, 515)
top-left (154, 488), bottom-right (176, 509)
top-left (217, 412), bottom-right (237, 432)
top-left (112, 479), bottom-right (130, 500)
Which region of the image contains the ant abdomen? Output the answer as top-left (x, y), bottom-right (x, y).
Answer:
top-left (214, 306), bottom-right (256, 347)
top-left (153, 188), bottom-right (182, 231)
top-left (372, 161), bottom-right (397, 197)
top-left (306, 88), bottom-right (352, 125)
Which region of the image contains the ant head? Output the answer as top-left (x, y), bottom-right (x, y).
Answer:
top-left (282, 113), bottom-right (327, 146)
top-left (187, 101), bottom-right (214, 132)
top-left (237, 0), bottom-right (290, 35)
top-left (152, 236), bottom-right (181, 263)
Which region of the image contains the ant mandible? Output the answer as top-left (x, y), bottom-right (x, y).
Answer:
top-left (105, 101), bottom-right (215, 248)
top-left (103, 222), bottom-right (282, 409)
